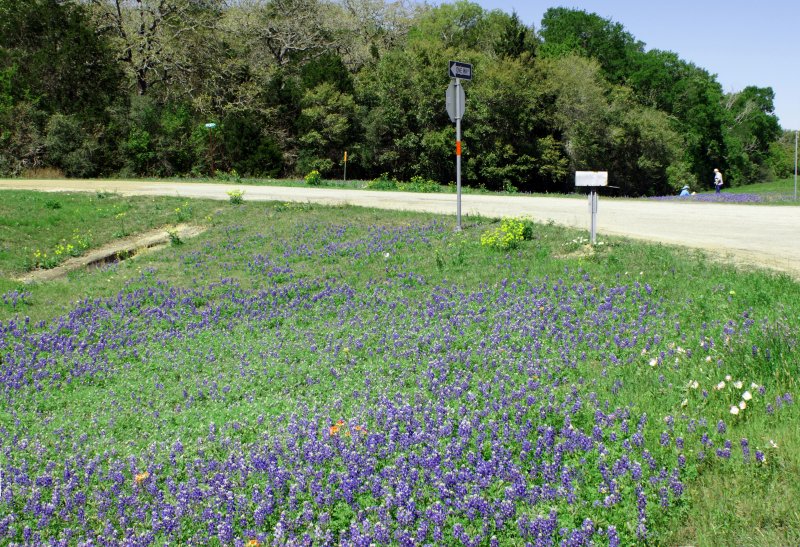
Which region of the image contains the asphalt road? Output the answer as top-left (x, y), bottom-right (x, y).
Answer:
top-left (2, 179), bottom-right (799, 278)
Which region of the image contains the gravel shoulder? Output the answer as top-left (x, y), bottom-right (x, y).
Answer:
top-left (3, 179), bottom-right (799, 279)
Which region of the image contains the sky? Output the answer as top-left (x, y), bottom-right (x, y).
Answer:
top-left (434, 0), bottom-right (800, 130)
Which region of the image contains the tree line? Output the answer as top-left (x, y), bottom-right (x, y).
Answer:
top-left (1, 0), bottom-right (795, 195)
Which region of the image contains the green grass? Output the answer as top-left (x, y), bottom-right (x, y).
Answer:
top-left (0, 190), bottom-right (224, 275)
top-left (726, 177), bottom-right (798, 195)
top-left (1, 190), bottom-right (799, 544)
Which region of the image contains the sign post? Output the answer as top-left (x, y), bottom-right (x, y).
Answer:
top-left (447, 61), bottom-right (472, 231)
top-left (343, 150), bottom-right (348, 183)
top-left (575, 171), bottom-right (608, 245)
top-left (794, 130), bottom-right (797, 201)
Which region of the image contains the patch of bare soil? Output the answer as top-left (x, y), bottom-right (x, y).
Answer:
top-left (17, 224), bottom-right (206, 283)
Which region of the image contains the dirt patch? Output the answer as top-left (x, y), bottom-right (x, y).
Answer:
top-left (17, 224), bottom-right (206, 283)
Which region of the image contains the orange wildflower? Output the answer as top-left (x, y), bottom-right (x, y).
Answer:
top-left (246, 540), bottom-right (262, 547)
top-left (329, 419), bottom-right (346, 436)
top-left (134, 471), bottom-right (150, 486)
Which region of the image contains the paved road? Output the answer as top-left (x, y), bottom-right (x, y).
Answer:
top-left (3, 179), bottom-right (799, 278)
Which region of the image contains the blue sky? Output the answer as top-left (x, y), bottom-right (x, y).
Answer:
top-left (433, 0), bottom-right (800, 130)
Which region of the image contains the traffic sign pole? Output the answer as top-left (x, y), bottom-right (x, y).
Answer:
top-left (446, 61), bottom-right (471, 232)
top-left (455, 78), bottom-right (462, 231)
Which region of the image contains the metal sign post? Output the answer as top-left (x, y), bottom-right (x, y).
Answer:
top-left (455, 79), bottom-right (463, 230)
top-left (575, 171), bottom-right (608, 245)
top-left (447, 61), bottom-right (472, 231)
top-left (794, 130), bottom-right (797, 201)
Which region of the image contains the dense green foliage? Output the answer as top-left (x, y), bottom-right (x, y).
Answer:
top-left (0, 0), bottom-right (788, 194)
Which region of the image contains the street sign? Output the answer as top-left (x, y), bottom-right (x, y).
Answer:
top-left (448, 61), bottom-right (473, 80)
top-left (446, 81), bottom-right (466, 122)
top-left (574, 171), bottom-right (608, 245)
top-left (575, 171), bottom-right (608, 187)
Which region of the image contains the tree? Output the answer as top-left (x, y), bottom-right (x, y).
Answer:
top-left (0, 0), bottom-right (121, 175)
top-left (493, 10), bottom-right (537, 60)
top-left (722, 86), bottom-right (781, 183)
top-left (297, 82), bottom-right (358, 175)
top-left (0, 0), bottom-right (121, 115)
top-left (240, 0), bottom-right (332, 68)
top-left (87, 0), bottom-right (225, 96)
top-left (464, 56), bottom-right (556, 191)
top-left (327, 0), bottom-right (418, 70)
top-left (539, 8), bottom-right (643, 84)
top-left (765, 130), bottom-right (797, 180)
top-left (539, 55), bottom-right (683, 195)
top-left (407, 0), bottom-right (491, 52)
top-left (627, 49), bottom-right (728, 186)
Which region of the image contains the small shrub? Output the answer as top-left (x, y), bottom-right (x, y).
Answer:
top-left (481, 218), bottom-right (530, 251)
top-left (215, 169), bottom-right (242, 184)
top-left (398, 176), bottom-right (442, 193)
top-left (44, 199), bottom-right (62, 210)
top-left (304, 170), bottom-right (322, 186)
top-left (227, 189), bottom-right (245, 204)
top-left (366, 173), bottom-right (397, 190)
top-left (167, 228), bottom-right (183, 246)
top-left (174, 201), bottom-right (191, 222)
top-left (519, 218), bottom-right (535, 241)
top-left (113, 211), bottom-right (128, 238)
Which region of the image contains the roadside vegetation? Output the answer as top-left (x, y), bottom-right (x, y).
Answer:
top-left (1, 1), bottom-right (795, 196)
top-left (1, 192), bottom-right (798, 545)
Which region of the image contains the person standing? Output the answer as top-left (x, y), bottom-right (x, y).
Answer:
top-left (713, 168), bottom-right (724, 194)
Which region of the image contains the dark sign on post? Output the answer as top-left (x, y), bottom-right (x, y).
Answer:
top-left (448, 61), bottom-right (473, 81)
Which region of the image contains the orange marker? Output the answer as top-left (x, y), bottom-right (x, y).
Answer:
top-left (456, 141), bottom-right (461, 156)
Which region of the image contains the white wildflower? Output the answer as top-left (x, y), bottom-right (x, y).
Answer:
top-left (739, 400), bottom-right (746, 410)
top-left (733, 381), bottom-right (743, 389)
top-left (742, 391), bottom-right (752, 401)
top-left (730, 406), bottom-right (739, 415)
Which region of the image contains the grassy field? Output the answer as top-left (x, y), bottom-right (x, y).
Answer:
top-left (726, 176), bottom-right (798, 195)
top-left (1, 190), bottom-right (798, 545)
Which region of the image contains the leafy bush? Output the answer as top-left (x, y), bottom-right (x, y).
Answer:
top-left (366, 173), bottom-right (397, 190)
top-left (398, 176), bottom-right (442, 193)
top-left (304, 169), bottom-right (323, 186)
top-left (167, 228), bottom-right (183, 246)
top-left (226, 189), bottom-right (245, 204)
top-left (480, 217), bottom-right (533, 250)
top-left (215, 169), bottom-right (242, 184)
top-left (44, 114), bottom-right (100, 178)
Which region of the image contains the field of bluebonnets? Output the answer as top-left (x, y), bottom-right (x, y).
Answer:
top-left (1, 191), bottom-right (799, 546)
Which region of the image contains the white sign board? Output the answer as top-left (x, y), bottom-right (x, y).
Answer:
top-left (575, 171), bottom-right (608, 187)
